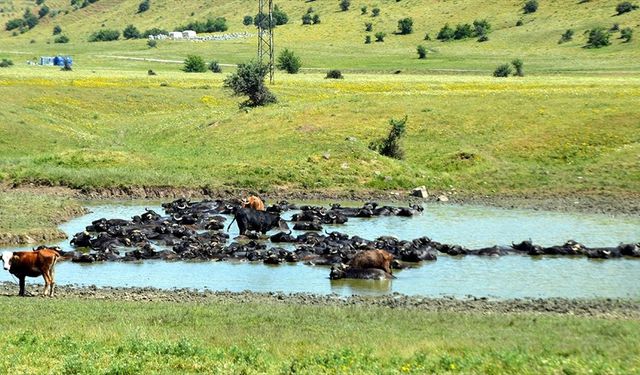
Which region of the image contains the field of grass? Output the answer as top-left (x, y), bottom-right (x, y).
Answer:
top-left (0, 297), bottom-right (638, 374)
top-left (0, 66), bottom-right (638, 196)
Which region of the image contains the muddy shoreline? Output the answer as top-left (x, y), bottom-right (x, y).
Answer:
top-left (0, 282), bottom-right (637, 319)
top-left (6, 183), bottom-right (640, 216)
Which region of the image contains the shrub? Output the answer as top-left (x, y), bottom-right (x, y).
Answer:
top-left (276, 48), bottom-right (301, 74)
top-left (397, 17), bottom-right (413, 34)
top-left (147, 39), bottom-right (157, 48)
top-left (183, 55), bottom-right (207, 72)
top-left (312, 14), bottom-right (321, 24)
top-left (375, 32), bottom-right (386, 42)
top-left (523, 0), bottom-right (538, 14)
top-left (54, 35), bottom-right (69, 43)
top-left (558, 29), bottom-right (574, 43)
top-left (493, 64), bottom-right (512, 77)
top-left (0, 58), bottom-right (14, 68)
top-left (512, 59), bottom-right (524, 76)
top-left (610, 23), bottom-right (620, 32)
top-left (437, 24), bottom-right (455, 41)
top-left (325, 69), bottom-right (343, 79)
top-left (424, 33), bottom-right (431, 40)
top-left (209, 60), bottom-right (222, 73)
top-left (223, 60), bottom-right (277, 107)
top-left (620, 27), bottom-right (633, 42)
top-left (585, 27), bottom-right (611, 48)
top-left (339, 0), bottom-right (350, 11)
top-left (142, 27), bottom-right (167, 38)
top-left (368, 116), bottom-right (407, 160)
top-left (123, 24), bottom-right (141, 39)
top-left (616, 2), bottom-right (638, 14)
top-left (177, 18), bottom-right (227, 33)
top-left (361, 5), bottom-right (367, 14)
top-left (138, 0), bottom-right (150, 13)
top-left (53, 25), bottom-right (62, 35)
top-left (454, 23), bottom-right (473, 39)
top-left (417, 45), bottom-right (427, 59)
top-left (88, 29), bottom-right (120, 42)
top-left (6, 18), bottom-right (25, 31)
top-left (364, 22), bottom-right (373, 31)
top-left (36, 0), bottom-right (45, 5)
top-left (371, 7), bottom-right (380, 17)
top-left (272, 5), bottom-right (288, 25)
top-left (516, 19), bottom-right (524, 26)
top-left (365, 35), bottom-right (371, 44)
top-left (302, 13), bottom-right (312, 25)
top-left (243, 15), bottom-right (253, 26)
top-left (473, 19), bottom-right (491, 36)
top-left (23, 9), bottom-right (39, 29)
top-left (477, 34), bottom-right (489, 42)
top-left (38, 5), bottom-right (50, 18)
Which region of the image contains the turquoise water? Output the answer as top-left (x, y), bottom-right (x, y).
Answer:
top-left (1, 202), bottom-right (638, 298)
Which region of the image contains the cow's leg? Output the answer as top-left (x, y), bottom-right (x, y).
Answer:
top-left (50, 268), bottom-right (56, 297)
top-left (42, 272), bottom-right (51, 296)
top-left (18, 277), bottom-right (25, 296)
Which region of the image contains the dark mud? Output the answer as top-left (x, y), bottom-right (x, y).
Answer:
top-left (1, 282), bottom-right (637, 319)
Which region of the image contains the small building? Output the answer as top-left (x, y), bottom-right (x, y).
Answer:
top-left (182, 30), bottom-right (196, 39)
top-left (40, 56), bottom-right (55, 66)
top-left (169, 31), bottom-right (183, 39)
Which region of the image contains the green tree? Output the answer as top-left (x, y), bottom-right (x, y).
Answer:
top-left (585, 27), bottom-right (611, 48)
top-left (616, 2), bottom-right (638, 15)
top-left (397, 17), bottom-right (413, 35)
top-left (243, 15), bottom-right (253, 26)
top-left (512, 59), bottom-right (524, 76)
top-left (493, 64), bottom-right (512, 77)
top-left (417, 45), bottom-right (427, 59)
top-left (123, 24), bottom-right (141, 39)
top-left (523, 0), bottom-right (538, 14)
top-left (276, 48), bottom-right (301, 74)
top-left (138, 0), bottom-right (150, 13)
top-left (340, 0), bottom-right (350, 11)
top-left (620, 27), bottom-right (633, 42)
top-left (375, 32), bottom-right (386, 42)
top-left (369, 116), bottom-right (408, 160)
top-left (223, 61), bottom-right (277, 107)
top-left (437, 24), bottom-right (454, 41)
top-left (53, 25), bottom-right (62, 35)
top-left (182, 55), bottom-right (207, 73)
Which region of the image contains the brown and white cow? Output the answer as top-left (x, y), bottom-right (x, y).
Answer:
top-left (241, 195), bottom-right (266, 211)
top-left (2, 248), bottom-right (61, 297)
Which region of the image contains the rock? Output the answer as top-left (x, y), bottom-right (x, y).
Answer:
top-left (322, 153), bottom-right (331, 160)
top-left (412, 186), bottom-right (428, 198)
top-left (437, 195), bottom-right (449, 202)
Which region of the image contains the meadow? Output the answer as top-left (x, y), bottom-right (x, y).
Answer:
top-left (0, 296), bottom-right (638, 374)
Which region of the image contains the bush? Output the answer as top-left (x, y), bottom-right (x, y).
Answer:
top-left (364, 35), bottom-right (371, 44)
top-left (375, 32), bottom-right (386, 42)
top-left (23, 9), bottom-right (39, 29)
top-left (325, 69), bottom-right (343, 79)
top-left (473, 19), bottom-right (491, 37)
top-left (516, 19), bottom-right (524, 26)
top-left (183, 55), bottom-right (207, 72)
top-left (616, 2), bottom-right (638, 14)
top-left (477, 34), bottom-right (489, 42)
top-left (209, 60), bottom-right (222, 73)
top-left (6, 19), bottom-right (25, 31)
top-left (177, 18), bottom-right (227, 33)
top-left (437, 24), bottom-right (455, 41)
top-left (361, 5), bottom-right (367, 14)
top-left (243, 15), bottom-right (253, 26)
top-left (312, 14), bottom-right (321, 24)
top-left (255, 7), bottom-right (287, 29)
top-left (302, 13), bottom-right (312, 25)
top-left (454, 23), bottom-right (473, 39)
top-left (38, 5), bottom-right (50, 18)
top-left (339, 0), bottom-right (350, 11)
top-left (88, 29), bottom-right (120, 42)
top-left (493, 64), bottom-right (512, 77)
top-left (558, 29), bottom-right (574, 43)
top-left (397, 17), bottom-right (413, 34)
top-left (372, 7), bottom-right (380, 17)
top-left (417, 45), bottom-right (427, 59)
top-left (368, 116), bottom-right (407, 160)
top-left (142, 27), bottom-right (167, 38)
top-left (272, 5), bottom-right (288, 25)
top-left (276, 48), bottom-right (301, 74)
top-left (523, 0), bottom-right (538, 14)
top-left (0, 58), bottom-right (14, 68)
top-left (585, 27), bottom-right (611, 48)
top-left (365, 22), bottom-right (372, 31)
top-left (54, 35), bottom-right (69, 43)
top-left (147, 39), bottom-right (157, 48)
top-left (123, 24), bottom-right (141, 39)
top-left (53, 25), bottom-right (62, 35)
top-left (620, 27), bottom-right (633, 42)
top-left (512, 59), bottom-right (524, 76)
top-left (223, 60), bottom-right (277, 107)
top-left (138, 0), bottom-right (150, 13)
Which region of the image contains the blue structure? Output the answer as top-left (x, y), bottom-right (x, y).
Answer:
top-left (40, 56), bottom-right (73, 67)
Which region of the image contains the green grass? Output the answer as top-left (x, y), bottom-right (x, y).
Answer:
top-left (0, 68), bottom-right (638, 196)
top-left (0, 190), bottom-right (84, 243)
top-left (0, 297), bottom-right (638, 374)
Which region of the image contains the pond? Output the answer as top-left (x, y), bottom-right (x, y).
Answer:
top-left (1, 201), bottom-right (639, 299)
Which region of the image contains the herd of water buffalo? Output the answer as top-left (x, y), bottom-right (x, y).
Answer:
top-left (56, 197), bottom-right (640, 280)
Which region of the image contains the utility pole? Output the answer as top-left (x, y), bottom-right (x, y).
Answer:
top-left (257, 0), bottom-right (274, 84)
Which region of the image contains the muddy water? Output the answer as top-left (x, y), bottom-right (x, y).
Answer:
top-left (1, 202), bottom-right (638, 299)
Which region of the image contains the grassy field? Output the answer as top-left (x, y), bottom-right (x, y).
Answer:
top-left (0, 297), bottom-right (638, 374)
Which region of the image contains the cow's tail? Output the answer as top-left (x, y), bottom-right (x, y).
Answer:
top-left (226, 217), bottom-right (237, 232)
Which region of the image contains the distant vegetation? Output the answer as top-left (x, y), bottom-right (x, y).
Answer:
top-left (137, 0), bottom-right (150, 13)
top-left (325, 69), bottom-right (343, 79)
top-left (559, 29), bottom-right (574, 44)
top-left (88, 29), bottom-right (120, 42)
top-left (493, 63), bottom-right (513, 77)
top-left (224, 61), bottom-right (276, 107)
top-left (0, 58), bottom-right (13, 67)
top-left (523, 0), bottom-right (538, 14)
top-left (369, 116), bottom-right (408, 160)
top-left (417, 45), bottom-right (427, 59)
top-left (176, 18), bottom-right (227, 33)
top-left (397, 17), bottom-right (413, 35)
top-left (123, 25), bottom-right (141, 39)
top-left (585, 28), bottom-right (611, 48)
top-left (182, 55), bottom-right (207, 73)
top-left (276, 48), bottom-right (301, 74)
top-left (54, 35), bottom-right (70, 43)
top-left (5, 9), bottom-right (39, 32)
top-left (616, 1), bottom-right (638, 14)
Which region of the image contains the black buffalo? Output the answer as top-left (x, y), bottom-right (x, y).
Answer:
top-left (227, 208), bottom-right (289, 235)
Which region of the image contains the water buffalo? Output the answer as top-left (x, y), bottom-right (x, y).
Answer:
top-left (227, 208), bottom-right (289, 235)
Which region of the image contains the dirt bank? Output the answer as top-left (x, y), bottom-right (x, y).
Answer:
top-left (1, 282), bottom-right (637, 319)
top-left (7, 183), bottom-right (640, 216)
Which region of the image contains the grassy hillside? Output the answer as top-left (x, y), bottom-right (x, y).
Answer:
top-left (0, 0), bottom-right (638, 73)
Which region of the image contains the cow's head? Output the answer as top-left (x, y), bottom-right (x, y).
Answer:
top-left (1, 251), bottom-right (13, 271)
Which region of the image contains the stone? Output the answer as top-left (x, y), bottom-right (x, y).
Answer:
top-left (437, 195), bottom-right (449, 202)
top-left (412, 186), bottom-right (428, 198)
